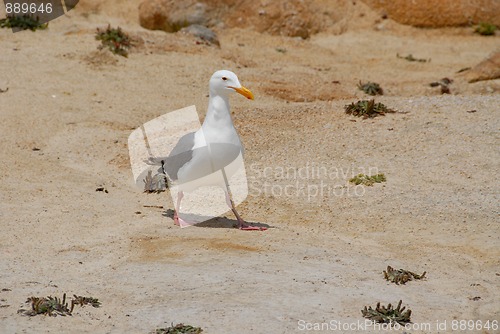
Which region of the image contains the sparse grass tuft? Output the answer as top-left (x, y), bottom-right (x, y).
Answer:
top-left (396, 53), bottom-right (429, 63)
top-left (19, 294), bottom-right (71, 317)
top-left (383, 266), bottom-right (426, 285)
top-left (474, 22), bottom-right (497, 36)
top-left (152, 323), bottom-right (203, 334)
top-left (70, 295), bottom-right (101, 310)
top-left (357, 81), bottom-right (383, 96)
top-left (344, 99), bottom-right (396, 118)
top-left (350, 173), bottom-right (386, 186)
top-left (95, 25), bottom-right (132, 57)
top-left (362, 300), bottom-right (412, 326)
top-left (18, 293), bottom-right (101, 317)
top-left (0, 15), bottom-right (47, 31)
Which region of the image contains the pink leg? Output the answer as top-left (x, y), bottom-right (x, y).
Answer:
top-left (173, 191), bottom-right (195, 228)
top-left (225, 192), bottom-right (267, 231)
top-left (173, 191), bottom-right (183, 226)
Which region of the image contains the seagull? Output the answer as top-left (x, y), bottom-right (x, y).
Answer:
top-left (154, 70), bottom-right (266, 231)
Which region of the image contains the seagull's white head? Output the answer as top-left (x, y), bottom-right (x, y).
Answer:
top-left (209, 70), bottom-right (254, 100)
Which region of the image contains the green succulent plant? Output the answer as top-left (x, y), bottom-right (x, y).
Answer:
top-left (153, 323), bottom-right (203, 334)
top-left (383, 266), bottom-right (426, 284)
top-left (474, 22), bottom-right (497, 36)
top-left (362, 300), bottom-right (412, 326)
top-left (349, 173), bottom-right (386, 186)
top-left (95, 25), bottom-right (132, 57)
top-left (357, 81), bottom-right (384, 96)
top-left (344, 100), bottom-right (396, 118)
top-left (0, 15), bottom-right (47, 31)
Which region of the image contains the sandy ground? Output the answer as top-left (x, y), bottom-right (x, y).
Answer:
top-left (0, 3), bottom-right (499, 334)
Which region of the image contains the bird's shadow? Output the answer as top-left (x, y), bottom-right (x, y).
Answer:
top-left (163, 209), bottom-right (273, 229)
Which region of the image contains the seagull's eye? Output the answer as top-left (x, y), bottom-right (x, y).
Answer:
top-left (222, 77), bottom-right (228, 81)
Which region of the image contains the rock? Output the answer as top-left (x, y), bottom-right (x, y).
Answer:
top-left (139, 0), bottom-right (209, 33)
top-left (180, 24), bottom-right (220, 46)
top-left (362, 0), bottom-right (500, 27)
top-left (224, 1), bottom-right (321, 39)
top-left (138, 0), bottom-right (348, 39)
top-left (460, 51), bottom-right (500, 83)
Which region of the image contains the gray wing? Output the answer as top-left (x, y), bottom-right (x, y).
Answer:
top-left (146, 132), bottom-right (195, 182)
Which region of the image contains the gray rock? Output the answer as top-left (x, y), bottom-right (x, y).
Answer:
top-left (180, 24), bottom-right (220, 46)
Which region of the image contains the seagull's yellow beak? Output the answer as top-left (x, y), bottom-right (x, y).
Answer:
top-left (231, 86), bottom-right (254, 100)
